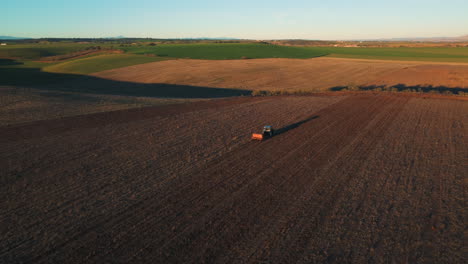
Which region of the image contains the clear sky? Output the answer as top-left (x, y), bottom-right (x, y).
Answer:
top-left (3, 0), bottom-right (468, 39)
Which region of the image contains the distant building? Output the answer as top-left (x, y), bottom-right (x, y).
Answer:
top-left (0, 43), bottom-right (6, 46)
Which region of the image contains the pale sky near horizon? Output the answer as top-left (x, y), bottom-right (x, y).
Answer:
top-left (3, 0), bottom-right (468, 40)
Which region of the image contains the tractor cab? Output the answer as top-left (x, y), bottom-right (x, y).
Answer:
top-left (262, 125), bottom-right (274, 137)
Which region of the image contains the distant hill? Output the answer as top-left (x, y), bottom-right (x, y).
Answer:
top-left (102, 36), bottom-right (239, 40)
top-left (195, 37), bottom-right (239, 40)
top-left (169, 37), bottom-right (240, 40)
top-left (368, 35), bottom-right (468, 42)
top-left (104, 36), bottom-right (126, 39)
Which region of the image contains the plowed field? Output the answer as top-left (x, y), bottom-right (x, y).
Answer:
top-left (1, 94), bottom-right (466, 263)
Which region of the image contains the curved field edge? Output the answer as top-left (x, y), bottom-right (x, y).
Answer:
top-left (0, 54), bottom-right (171, 86)
top-left (42, 54), bottom-right (170, 74)
top-left (122, 43), bottom-right (329, 59)
top-left (322, 46), bottom-right (468, 63)
top-left (0, 43), bottom-right (113, 60)
top-left (2, 43), bottom-right (468, 63)
top-left (327, 53), bottom-right (468, 63)
top-left (93, 58), bottom-right (468, 96)
top-left (121, 44), bottom-right (468, 62)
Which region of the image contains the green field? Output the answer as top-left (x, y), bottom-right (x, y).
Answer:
top-left (43, 54), bottom-right (168, 74)
top-left (2, 43), bottom-right (468, 88)
top-left (2, 42), bottom-right (468, 65)
top-left (0, 43), bottom-right (115, 60)
top-left (121, 43), bottom-right (468, 62)
top-left (322, 47), bottom-right (468, 62)
top-left (123, 43), bottom-right (329, 60)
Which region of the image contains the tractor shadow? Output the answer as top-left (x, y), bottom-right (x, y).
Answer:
top-left (274, 115), bottom-right (319, 137)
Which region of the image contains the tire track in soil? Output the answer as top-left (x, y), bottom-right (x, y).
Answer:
top-left (85, 96), bottom-right (398, 263)
top-left (188, 97), bottom-right (404, 262)
top-left (0, 97), bottom-right (326, 233)
top-left (1, 96), bottom-right (343, 263)
top-left (32, 97), bottom-right (350, 263)
top-left (0, 99), bottom-right (281, 259)
top-left (142, 96), bottom-right (402, 263)
top-left (270, 97), bottom-right (409, 264)
top-left (321, 98), bottom-right (421, 263)
top-left (0, 99), bottom-right (276, 259)
top-left (0, 97), bottom-right (281, 223)
top-left (2, 95), bottom-right (465, 263)
top-left (366, 98), bottom-right (467, 264)
top-left (29, 96), bottom-right (371, 263)
top-left (282, 97), bottom-right (466, 264)
top-left (242, 96), bottom-right (409, 264)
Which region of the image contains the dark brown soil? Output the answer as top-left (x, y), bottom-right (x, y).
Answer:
top-left (1, 94), bottom-right (466, 263)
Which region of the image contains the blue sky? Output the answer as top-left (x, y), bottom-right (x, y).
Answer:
top-left (3, 0), bottom-right (468, 39)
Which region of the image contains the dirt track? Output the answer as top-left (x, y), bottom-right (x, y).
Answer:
top-left (1, 94), bottom-right (466, 263)
top-left (93, 57), bottom-right (468, 91)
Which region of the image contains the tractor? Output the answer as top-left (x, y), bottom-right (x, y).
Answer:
top-left (252, 125), bottom-right (275, 141)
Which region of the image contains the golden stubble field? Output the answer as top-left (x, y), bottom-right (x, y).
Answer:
top-left (93, 57), bottom-right (468, 92)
